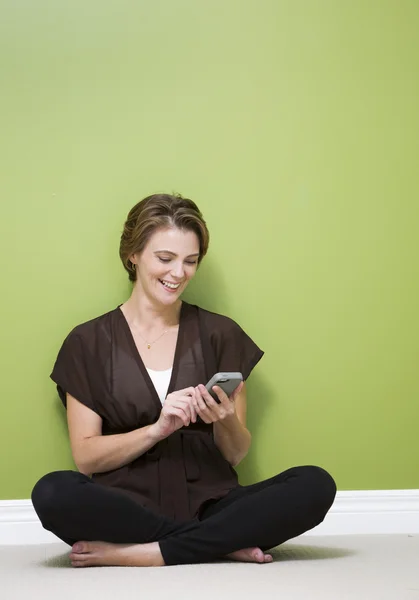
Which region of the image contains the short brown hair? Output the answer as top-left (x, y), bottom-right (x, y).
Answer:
top-left (119, 193), bottom-right (210, 282)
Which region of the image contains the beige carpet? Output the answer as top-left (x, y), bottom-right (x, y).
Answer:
top-left (1, 535), bottom-right (418, 600)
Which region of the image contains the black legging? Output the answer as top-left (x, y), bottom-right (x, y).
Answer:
top-left (31, 465), bottom-right (336, 565)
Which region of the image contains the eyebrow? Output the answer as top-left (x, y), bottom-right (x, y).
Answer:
top-left (154, 250), bottom-right (200, 258)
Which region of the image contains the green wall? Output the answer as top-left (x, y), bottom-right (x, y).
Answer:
top-left (1, 0), bottom-right (418, 499)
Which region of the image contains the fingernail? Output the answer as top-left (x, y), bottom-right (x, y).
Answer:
top-left (73, 543), bottom-right (83, 552)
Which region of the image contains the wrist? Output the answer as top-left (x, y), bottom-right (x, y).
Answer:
top-left (147, 422), bottom-right (166, 444)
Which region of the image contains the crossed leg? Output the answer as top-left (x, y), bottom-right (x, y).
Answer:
top-left (32, 465), bottom-right (336, 567)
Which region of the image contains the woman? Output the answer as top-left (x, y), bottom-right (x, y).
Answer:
top-left (32, 193), bottom-right (336, 567)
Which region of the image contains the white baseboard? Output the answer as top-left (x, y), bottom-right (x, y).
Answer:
top-left (1, 490), bottom-right (418, 545)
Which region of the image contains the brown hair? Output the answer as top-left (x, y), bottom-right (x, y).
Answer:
top-left (119, 193), bottom-right (210, 282)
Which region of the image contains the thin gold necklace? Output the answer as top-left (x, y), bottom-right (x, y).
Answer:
top-left (136, 327), bottom-right (170, 350)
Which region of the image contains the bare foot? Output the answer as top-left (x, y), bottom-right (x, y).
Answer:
top-left (69, 541), bottom-right (165, 568)
top-left (226, 547), bottom-right (273, 563)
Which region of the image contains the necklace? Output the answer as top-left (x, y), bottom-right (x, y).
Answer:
top-left (136, 327), bottom-right (170, 349)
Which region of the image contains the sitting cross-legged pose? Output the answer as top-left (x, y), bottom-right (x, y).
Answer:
top-left (32, 193), bottom-right (336, 567)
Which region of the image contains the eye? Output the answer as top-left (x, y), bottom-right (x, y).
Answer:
top-left (158, 257), bottom-right (171, 263)
top-left (185, 260), bottom-right (198, 265)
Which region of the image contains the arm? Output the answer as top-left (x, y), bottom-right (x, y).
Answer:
top-left (195, 383), bottom-right (252, 467)
top-left (67, 387), bottom-right (199, 475)
top-left (213, 385), bottom-right (252, 466)
top-left (67, 394), bottom-right (162, 475)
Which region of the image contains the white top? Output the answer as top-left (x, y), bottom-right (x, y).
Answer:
top-left (146, 367), bottom-right (173, 405)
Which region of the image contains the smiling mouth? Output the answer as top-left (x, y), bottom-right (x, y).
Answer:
top-left (159, 279), bottom-right (181, 290)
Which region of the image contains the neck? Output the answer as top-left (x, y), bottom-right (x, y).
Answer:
top-left (121, 284), bottom-right (182, 329)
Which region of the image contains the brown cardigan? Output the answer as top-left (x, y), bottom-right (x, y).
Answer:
top-left (51, 301), bottom-right (263, 522)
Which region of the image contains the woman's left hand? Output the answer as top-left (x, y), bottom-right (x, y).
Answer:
top-left (193, 382), bottom-right (244, 424)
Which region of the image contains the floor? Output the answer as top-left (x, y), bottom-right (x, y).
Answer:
top-left (1, 535), bottom-right (418, 600)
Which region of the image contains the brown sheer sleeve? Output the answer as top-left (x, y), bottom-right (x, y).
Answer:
top-left (50, 331), bottom-right (98, 413)
top-left (200, 309), bottom-right (264, 380)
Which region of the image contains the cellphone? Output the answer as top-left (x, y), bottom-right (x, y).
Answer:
top-left (205, 372), bottom-right (243, 403)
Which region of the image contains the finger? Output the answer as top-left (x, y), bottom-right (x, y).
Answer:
top-left (178, 387), bottom-right (197, 398)
top-left (194, 405), bottom-right (212, 424)
top-left (173, 409), bottom-right (190, 427)
top-left (207, 393), bottom-right (227, 420)
top-left (166, 393), bottom-right (194, 409)
top-left (186, 389), bottom-right (198, 422)
top-left (173, 398), bottom-right (197, 424)
top-left (197, 386), bottom-right (223, 423)
top-left (230, 381), bottom-right (244, 401)
top-left (191, 395), bottom-right (202, 421)
top-left (193, 387), bottom-right (215, 423)
top-left (199, 385), bottom-right (232, 421)
top-left (211, 385), bottom-right (230, 405)
top-left (198, 386), bottom-right (217, 423)
top-left (189, 396), bottom-right (198, 423)
top-left (200, 414), bottom-right (213, 424)
top-left (194, 386), bottom-right (210, 412)
top-left (166, 387), bottom-right (196, 405)
top-left (190, 405), bottom-right (197, 423)
top-left (198, 384), bottom-right (223, 408)
top-left (164, 405), bottom-right (190, 427)
top-left (183, 397), bottom-right (197, 423)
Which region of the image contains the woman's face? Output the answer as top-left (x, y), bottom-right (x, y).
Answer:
top-left (133, 227), bottom-right (200, 305)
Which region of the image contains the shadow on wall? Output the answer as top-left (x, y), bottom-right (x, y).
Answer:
top-left (238, 372), bottom-right (277, 484)
top-left (54, 398), bottom-right (68, 435)
top-left (185, 257), bottom-right (277, 484)
top-left (183, 256), bottom-right (230, 315)
top-left (53, 397), bottom-right (76, 469)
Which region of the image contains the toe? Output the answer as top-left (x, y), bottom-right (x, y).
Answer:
top-left (71, 560), bottom-right (95, 568)
top-left (71, 560), bottom-right (85, 568)
top-left (72, 541), bottom-right (89, 554)
top-left (70, 551), bottom-right (88, 562)
top-left (251, 548), bottom-right (265, 563)
top-left (70, 553), bottom-right (97, 567)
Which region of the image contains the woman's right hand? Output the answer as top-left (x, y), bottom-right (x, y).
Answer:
top-left (150, 387), bottom-right (197, 440)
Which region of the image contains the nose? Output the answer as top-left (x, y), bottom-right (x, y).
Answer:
top-left (170, 261), bottom-right (185, 280)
